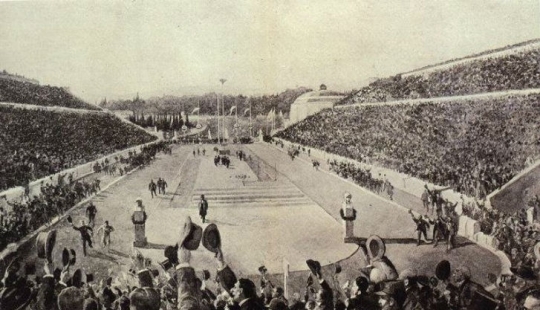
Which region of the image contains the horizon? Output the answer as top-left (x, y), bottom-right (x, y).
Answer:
top-left (1, 1), bottom-right (539, 103)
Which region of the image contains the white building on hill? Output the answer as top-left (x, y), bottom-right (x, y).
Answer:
top-left (289, 84), bottom-right (344, 125)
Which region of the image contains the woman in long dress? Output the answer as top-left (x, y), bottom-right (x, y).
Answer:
top-left (340, 193), bottom-right (356, 239)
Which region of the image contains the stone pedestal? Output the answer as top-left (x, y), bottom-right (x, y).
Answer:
top-left (133, 224), bottom-right (147, 247)
top-left (343, 208), bottom-right (355, 239)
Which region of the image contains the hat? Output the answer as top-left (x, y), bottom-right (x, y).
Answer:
top-left (306, 259), bottom-right (321, 278)
top-left (159, 259), bottom-right (173, 271)
top-left (202, 223), bottom-right (221, 253)
top-left (36, 230), bottom-right (56, 263)
top-left (137, 269), bottom-right (154, 288)
top-left (335, 263), bottom-right (342, 274)
top-left (366, 235), bottom-right (386, 260)
top-left (72, 269), bottom-right (83, 288)
top-left (202, 270), bottom-right (211, 281)
top-left (511, 265), bottom-right (537, 281)
top-left (136, 197), bottom-right (142, 202)
top-left (62, 248), bottom-right (70, 267)
top-left (179, 216), bottom-right (202, 250)
top-left (435, 260), bottom-right (451, 281)
top-left (258, 266), bottom-right (267, 274)
top-left (344, 192), bottom-right (352, 199)
top-left (164, 244), bottom-right (179, 265)
top-left (70, 249), bottom-right (77, 265)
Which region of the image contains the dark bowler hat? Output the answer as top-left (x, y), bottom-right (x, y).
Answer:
top-left (258, 265), bottom-right (267, 274)
top-left (36, 230), bottom-right (57, 263)
top-left (435, 260), bottom-right (451, 281)
top-left (202, 224), bottom-right (221, 254)
top-left (138, 269), bottom-right (155, 288)
top-left (179, 216), bottom-right (202, 250)
top-left (306, 259), bottom-right (321, 277)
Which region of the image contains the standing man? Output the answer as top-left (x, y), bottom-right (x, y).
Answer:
top-left (96, 220), bottom-right (115, 252)
top-left (148, 179), bottom-right (157, 198)
top-left (408, 210), bottom-right (430, 246)
top-left (70, 219), bottom-right (93, 256)
top-left (157, 178), bottom-right (168, 194)
top-left (199, 195), bottom-right (209, 223)
top-left (86, 202), bottom-right (97, 228)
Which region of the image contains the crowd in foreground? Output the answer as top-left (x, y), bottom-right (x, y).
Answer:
top-left (276, 94), bottom-right (540, 199)
top-left (0, 142), bottom-right (170, 252)
top-left (0, 78), bottom-right (99, 110)
top-left (0, 105), bottom-right (157, 191)
top-left (340, 48), bottom-right (540, 105)
top-left (3, 209), bottom-right (540, 310)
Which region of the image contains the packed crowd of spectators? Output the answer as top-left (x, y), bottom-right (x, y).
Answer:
top-left (0, 106), bottom-right (157, 191)
top-left (340, 48), bottom-right (540, 105)
top-left (328, 160), bottom-right (394, 199)
top-left (0, 142), bottom-right (169, 252)
top-left (277, 94), bottom-right (540, 199)
top-left (5, 213), bottom-right (540, 310)
top-left (0, 78), bottom-right (99, 110)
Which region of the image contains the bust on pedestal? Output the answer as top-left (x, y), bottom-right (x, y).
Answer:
top-left (340, 192), bottom-right (357, 243)
top-left (132, 198), bottom-right (148, 247)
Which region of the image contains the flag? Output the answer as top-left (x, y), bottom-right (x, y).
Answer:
top-left (243, 108), bottom-right (250, 116)
top-left (229, 106), bottom-right (237, 116)
top-left (191, 107), bottom-right (200, 114)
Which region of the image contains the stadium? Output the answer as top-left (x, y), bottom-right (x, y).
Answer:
top-left (0, 2), bottom-right (540, 310)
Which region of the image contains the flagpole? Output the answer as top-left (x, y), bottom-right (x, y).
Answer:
top-left (220, 79), bottom-right (227, 144)
top-left (217, 94), bottom-right (220, 144)
top-left (249, 99), bottom-right (252, 137)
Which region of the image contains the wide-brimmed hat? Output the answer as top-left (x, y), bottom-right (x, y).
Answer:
top-left (367, 235), bottom-right (386, 260)
top-left (136, 197), bottom-right (143, 202)
top-left (179, 216), bottom-right (202, 250)
top-left (258, 266), bottom-right (268, 274)
top-left (435, 260), bottom-right (451, 281)
top-left (202, 224), bottom-right (221, 253)
top-left (306, 259), bottom-right (321, 277)
top-left (36, 230), bottom-right (56, 263)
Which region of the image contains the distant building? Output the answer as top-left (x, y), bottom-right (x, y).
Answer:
top-left (289, 84), bottom-right (344, 125)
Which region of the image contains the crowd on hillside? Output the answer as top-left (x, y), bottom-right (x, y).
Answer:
top-left (4, 210), bottom-right (540, 310)
top-left (0, 78), bottom-right (99, 110)
top-left (341, 48), bottom-right (540, 105)
top-left (0, 106), bottom-right (157, 191)
top-left (277, 94), bottom-right (540, 199)
top-left (0, 142), bottom-right (169, 252)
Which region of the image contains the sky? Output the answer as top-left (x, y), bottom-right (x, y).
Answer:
top-left (1, 0), bottom-right (539, 103)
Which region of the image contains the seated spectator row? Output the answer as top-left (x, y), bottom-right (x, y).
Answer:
top-left (0, 106), bottom-right (157, 191)
top-left (0, 78), bottom-right (99, 110)
top-left (276, 94), bottom-right (540, 198)
top-left (341, 48), bottom-right (540, 105)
